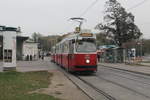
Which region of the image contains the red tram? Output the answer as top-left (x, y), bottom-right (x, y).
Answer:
top-left (51, 47), bottom-right (55, 62)
top-left (51, 30), bottom-right (97, 73)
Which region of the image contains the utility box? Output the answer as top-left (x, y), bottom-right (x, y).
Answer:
top-left (3, 29), bottom-right (17, 71)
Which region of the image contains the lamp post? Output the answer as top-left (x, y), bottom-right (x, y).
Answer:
top-left (141, 38), bottom-right (143, 58)
top-left (137, 39), bottom-right (143, 61)
top-left (137, 42), bottom-right (141, 57)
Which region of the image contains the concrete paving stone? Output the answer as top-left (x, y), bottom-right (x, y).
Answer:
top-left (17, 57), bottom-right (58, 72)
top-left (0, 57), bottom-right (56, 72)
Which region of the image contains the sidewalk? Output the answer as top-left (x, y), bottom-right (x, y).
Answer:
top-left (0, 57), bottom-right (56, 72)
top-left (99, 62), bottom-right (150, 75)
top-left (140, 62), bottom-right (150, 67)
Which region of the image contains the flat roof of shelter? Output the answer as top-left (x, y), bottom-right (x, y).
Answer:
top-left (0, 26), bottom-right (20, 32)
top-left (17, 36), bottom-right (29, 41)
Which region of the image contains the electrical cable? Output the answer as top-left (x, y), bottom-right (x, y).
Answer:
top-left (79, 0), bottom-right (99, 17)
top-left (62, 0), bottom-right (149, 34)
top-left (62, 0), bottom-right (100, 34)
top-left (127, 0), bottom-right (149, 10)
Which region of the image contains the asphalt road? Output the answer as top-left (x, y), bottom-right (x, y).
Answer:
top-left (79, 65), bottom-right (150, 100)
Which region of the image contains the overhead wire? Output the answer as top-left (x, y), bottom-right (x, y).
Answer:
top-left (79, 0), bottom-right (99, 17)
top-left (62, 0), bottom-right (149, 34)
top-left (126, 0), bottom-right (149, 39)
top-left (127, 0), bottom-right (149, 10)
top-left (72, 0), bottom-right (100, 30)
top-left (62, 0), bottom-right (100, 34)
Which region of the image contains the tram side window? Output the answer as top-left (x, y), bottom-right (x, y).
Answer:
top-left (62, 44), bottom-right (64, 53)
top-left (59, 45), bottom-right (61, 53)
top-left (52, 48), bottom-right (55, 54)
top-left (56, 46), bottom-right (59, 54)
top-left (54, 48), bottom-right (56, 54)
top-left (63, 44), bottom-right (66, 53)
top-left (60, 45), bottom-right (63, 53)
top-left (69, 40), bottom-right (74, 53)
top-left (58, 45), bottom-right (60, 53)
top-left (64, 43), bottom-right (69, 53)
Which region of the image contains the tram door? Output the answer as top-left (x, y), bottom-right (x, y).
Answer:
top-left (68, 40), bottom-right (75, 69)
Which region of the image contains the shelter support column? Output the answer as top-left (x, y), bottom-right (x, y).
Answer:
top-left (3, 31), bottom-right (16, 71)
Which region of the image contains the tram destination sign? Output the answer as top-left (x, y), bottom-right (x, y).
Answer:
top-left (80, 33), bottom-right (93, 37)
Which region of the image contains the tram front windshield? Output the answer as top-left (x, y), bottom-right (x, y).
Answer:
top-left (76, 38), bottom-right (96, 52)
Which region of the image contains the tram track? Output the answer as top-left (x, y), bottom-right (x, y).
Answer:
top-left (59, 66), bottom-right (150, 100)
top-left (76, 75), bottom-right (116, 100)
top-left (99, 64), bottom-right (150, 77)
top-left (95, 75), bottom-right (150, 99)
top-left (52, 62), bottom-right (150, 100)
top-left (99, 64), bottom-right (150, 80)
top-left (96, 65), bottom-right (150, 99)
top-left (98, 66), bottom-right (150, 86)
top-left (57, 65), bottom-right (117, 100)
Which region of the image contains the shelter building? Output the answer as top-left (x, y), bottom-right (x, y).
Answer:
top-left (0, 26), bottom-right (28, 60)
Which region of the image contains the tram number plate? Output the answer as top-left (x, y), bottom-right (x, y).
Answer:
top-left (85, 55), bottom-right (90, 59)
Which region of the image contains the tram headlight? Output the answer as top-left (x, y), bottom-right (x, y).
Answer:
top-left (86, 59), bottom-right (90, 64)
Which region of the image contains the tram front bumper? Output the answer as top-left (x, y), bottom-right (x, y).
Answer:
top-left (72, 65), bottom-right (97, 71)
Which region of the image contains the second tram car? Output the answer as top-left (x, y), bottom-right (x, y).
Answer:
top-left (51, 30), bottom-right (97, 73)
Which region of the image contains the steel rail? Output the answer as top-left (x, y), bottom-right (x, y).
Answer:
top-left (96, 75), bottom-right (150, 99)
top-left (76, 75), bottom-right (116, 100)
top-left (97, 66), bottom-right (150, 86)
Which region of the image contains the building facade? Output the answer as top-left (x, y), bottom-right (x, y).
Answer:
top-left (23, 40), bottom-right (39, 61)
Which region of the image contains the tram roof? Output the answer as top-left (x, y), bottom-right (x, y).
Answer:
top-left (62, 32), bottom-right (95, 42)
top-left (55, 29), bottom-right (96, 46)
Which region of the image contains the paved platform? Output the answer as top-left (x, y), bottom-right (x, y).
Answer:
top-left (17, 57), bottom-right (57, 72)
top-left (99, 63), bottom-right (150, 75)
top-left (0, 57), bottom-right (57, 72)
top-left (140, 62), bottom-right (150, 66)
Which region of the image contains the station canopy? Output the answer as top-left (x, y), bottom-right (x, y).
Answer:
top-left (98, 45), bottom-right (119, 50)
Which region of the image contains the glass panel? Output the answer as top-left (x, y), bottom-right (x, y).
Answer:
top-left (76, 38), bottom-right (96, 52)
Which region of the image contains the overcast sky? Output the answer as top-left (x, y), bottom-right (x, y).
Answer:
top-left (0, 0), bottom-right (149, 38)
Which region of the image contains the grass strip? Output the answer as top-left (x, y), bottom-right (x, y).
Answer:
top-left (0, 71), bottom-right (61, 100)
